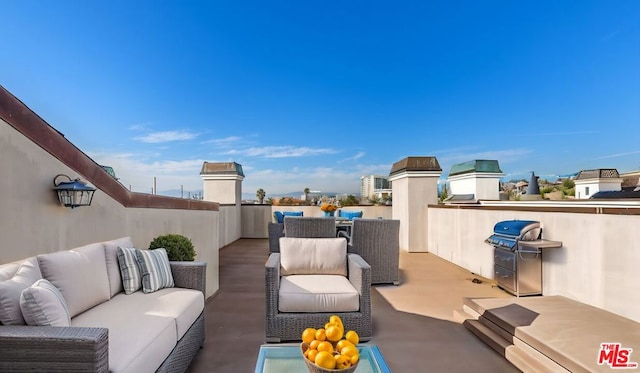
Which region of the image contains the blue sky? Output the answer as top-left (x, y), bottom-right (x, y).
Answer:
top-left (2, 1), bottom-right (639, 198)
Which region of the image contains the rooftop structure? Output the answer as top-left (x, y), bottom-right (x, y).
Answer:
top-left (446, 160), bottom-right (504, 202)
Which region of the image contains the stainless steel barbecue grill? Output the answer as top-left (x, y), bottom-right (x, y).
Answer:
top-left (485, 220), bottom-right (562, 296)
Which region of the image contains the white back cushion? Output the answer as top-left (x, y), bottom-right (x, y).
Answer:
top-left (37, 243), bottom-right (110, 318)
top-left (280, 237), bottom-right (347, 276)
top-left (103, 237), bottom-right (134, 297)
top-left (0, 257), bottom-right (42, 325)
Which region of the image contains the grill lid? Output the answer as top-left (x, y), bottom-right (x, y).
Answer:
top-left (492, 220), bottom-right (540, 239)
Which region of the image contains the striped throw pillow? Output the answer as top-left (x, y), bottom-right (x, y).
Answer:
top-left (116, 247), bottom-right (142, 295)
top-left (136, 248), bottom-right (174, 293)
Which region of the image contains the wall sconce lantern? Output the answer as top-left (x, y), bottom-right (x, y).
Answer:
top-left (53, 174), bottom-right (96, 208)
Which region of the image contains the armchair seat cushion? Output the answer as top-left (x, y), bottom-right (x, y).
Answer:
top-left (279, 275), bottom-right (359, 313)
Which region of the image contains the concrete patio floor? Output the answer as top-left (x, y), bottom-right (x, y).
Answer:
top-left (186, 238), bottom-right (519, 372)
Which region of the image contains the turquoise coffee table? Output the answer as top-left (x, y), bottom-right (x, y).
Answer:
top-left (254, 343), bottom-right (391, 373)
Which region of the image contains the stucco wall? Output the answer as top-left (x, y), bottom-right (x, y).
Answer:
top-left (428, 205), bottom-right (640, 323)
top-left (218, 204), bottom-right (241, 248)
top-left (1, 119), bottom-right (220, 298)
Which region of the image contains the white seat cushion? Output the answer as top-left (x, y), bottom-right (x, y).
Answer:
top-left (72, 288), bottom-right (204, 373)
top-left (279, 275), bottom-right (359, 312)
top-left (279, 237), bottom-right (347, 276)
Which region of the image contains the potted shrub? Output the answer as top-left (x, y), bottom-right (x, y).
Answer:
top-left (148, 234), bottom-right (196, 261)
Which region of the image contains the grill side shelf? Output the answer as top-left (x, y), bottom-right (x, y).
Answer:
top-left (518, 239), bottom-right (562, 249)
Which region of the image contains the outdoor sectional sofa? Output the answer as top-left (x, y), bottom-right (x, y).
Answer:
top-left (0, 237), bottom-right (206, 372)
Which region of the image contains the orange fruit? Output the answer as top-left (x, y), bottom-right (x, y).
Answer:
top-left (317, 341), bottom-right (334, 353)
top-left (325, 324), bottom-right (343, 342)
top-left (302, 328), bottom-right (316, 344)
top-left (315, 351), bottom-right (336, 370)
top-left (345, 330), bottom-right (359, 345)
top-left (315, 328), bottom-right (326, 341)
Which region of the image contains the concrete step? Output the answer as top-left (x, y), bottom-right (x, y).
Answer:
top-left (465, 319), bottom-right (569, 373)
top-left (463, 319), bottom-right (510, 357)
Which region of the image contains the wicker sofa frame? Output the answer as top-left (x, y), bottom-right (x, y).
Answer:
top-left (265, 252), bottom-right (372, 343)
top-left (0, 261), bottom-right (207, 372)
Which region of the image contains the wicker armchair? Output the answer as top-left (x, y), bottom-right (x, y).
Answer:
top-left (341, 218), bottom-right (401, 285)
top-left (268, 222), bottom-right (285, 253)
top-left (265, 238), bottom-right (372, 343)
top-left (284, 216), bottom-right (336, 238)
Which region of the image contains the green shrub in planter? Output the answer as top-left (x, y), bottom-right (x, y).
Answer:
top-left (149, 234), bottom-right (196, 261)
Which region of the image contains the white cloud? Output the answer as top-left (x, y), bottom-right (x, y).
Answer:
top-left (135, 130), bottom-right (198, 143)
top-left (224, 146), bottom-right (338, 158)
top-left (595, 150), bottom-right (640, 160)
top-left (340, 151), bottom-right (366, 162)
top-left (204, 136), bottom-right (242, 146)
top-left (515, 131), bottom-right (599, 137)
top-left (128, 123), bottom-right (150, 131)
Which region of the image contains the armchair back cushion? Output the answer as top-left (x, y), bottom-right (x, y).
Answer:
top-left (280, 237), bottom-right (347, 276)
top-left (338, 210), bottom-right (363, 220)
top-left (37, 243), bottom-right (111, 318)
top-left (274, 211), bottom-right (304, 223)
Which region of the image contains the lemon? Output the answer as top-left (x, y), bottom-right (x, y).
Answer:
top-left (345, 330), bottom-right (359, 345)
top-left (307, 349), bottom-right (319, 362)
top-left (315, 351), bottom-right (336, 370)
top-left (330, 315), bottom-right (344, 330)
top-left (325, 324), bottom-right (344, 342)
top-left (340, 345), bottom-right (359, 359)
top-left (315, 328), bottom-right (326, 341)
top-left (317, 341), bottom-right (334, 353)
top-left (302, 328), bottom-right (316, 344)
top-left (309, 339), bottom-right (321, 350)
top-left (336, 339), bottom-right (354, 352)
top-left (335, 354), bottom-right (352, 369)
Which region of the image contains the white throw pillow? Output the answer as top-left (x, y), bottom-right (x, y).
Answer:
top-left (136, 248), bottom-right (175, 294)
top-left (0, 258), bottom-right (42, 325)
top-left (279, 237), bottom-right (347, 276)
top-left (20, 279), bottom-right (71, 327)
top-left (116, 247), bottom-right (142, 295)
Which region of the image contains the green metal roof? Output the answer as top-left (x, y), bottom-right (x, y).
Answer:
top-left (449, 160), bottom-right (502, 176)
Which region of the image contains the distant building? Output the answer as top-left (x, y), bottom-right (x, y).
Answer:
top-left (590, 170), bottom-right (640, 199)
top-left (574, 169), bottom-right (622, 199)
top-left (360, 175), bottom-right (391, 200)
top-left (446, 160), bottom-right (504, 202)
